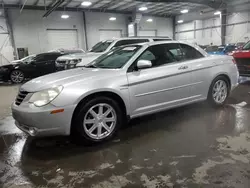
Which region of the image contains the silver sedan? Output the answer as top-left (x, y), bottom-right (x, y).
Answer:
top-left (12, 41), bottom-right (239, 143)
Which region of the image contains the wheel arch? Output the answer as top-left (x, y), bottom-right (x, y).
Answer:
top-left (71, 90), bottom-right (128, 134)
top-left (211, 73), bottom-right (231, 90)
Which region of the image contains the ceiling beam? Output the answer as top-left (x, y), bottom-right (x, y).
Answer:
top-left (62, 0), bottom-right (73, 7)
top-left (43, 0), bottom-right (66, 17)
top-left (136, 0), bottom-right (226, 9)
top-left (33, 0), bottom-right (40, 6)
top-left (0, 4), bottom-right (131, 14)
top-left (99, 0), bottom-right (121, 10)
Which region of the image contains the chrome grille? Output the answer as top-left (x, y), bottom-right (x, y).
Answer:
top-left (15, 90), bottom-right (29, 105)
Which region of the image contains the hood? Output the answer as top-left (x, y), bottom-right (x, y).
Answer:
top-left (12, 60), bottom-right (22, 64)
top-left (56, 53), bottom-right (86, 61)
top-left (76, 53), bottom-right (103, 66)
top-left (57, 52), bottom-right (102, 61)
top-left (1, 63), bottom-right (20, 68)
top-left (21, 68), bottom-right (122, 92)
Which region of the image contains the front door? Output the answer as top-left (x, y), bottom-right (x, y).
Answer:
top-left (127, 43), bottom-right (193, 117)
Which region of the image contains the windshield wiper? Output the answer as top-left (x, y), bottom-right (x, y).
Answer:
top-left (83, 64), bottom-right (97, 68)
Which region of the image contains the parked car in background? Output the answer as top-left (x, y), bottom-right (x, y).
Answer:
top-left (231, 40), bottom-right (250, 77)
top-left (205, 44), bottom-right (236, 55)
top-left (11, 54), bottom-right (36, 64)
top-left (0, 50), bottom-right (83, 84)
top-left (56, 37), bottom-right (172, 70)
top-left (12, 41), bottom-right (238, 144)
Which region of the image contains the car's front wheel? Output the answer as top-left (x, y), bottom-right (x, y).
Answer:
top-left (73, 96), bottom-right (123, 144)
top-left (208, 76), bottom-right (229, 106)
top-left (10, 70), bottom-right (25, 84)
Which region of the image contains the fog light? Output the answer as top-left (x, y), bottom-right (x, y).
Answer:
top-left (29, 127), bottom-right (37, 136)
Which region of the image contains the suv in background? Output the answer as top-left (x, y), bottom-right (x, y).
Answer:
top-left (56, 37), bottom-right (171, 70)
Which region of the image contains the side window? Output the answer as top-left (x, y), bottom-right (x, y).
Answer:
top-left (34, 55), bottom-right (45, 62)
top-left (179, 44), bottom-right (204, 60)
top-left (137, 44), bottom-right (183, 68)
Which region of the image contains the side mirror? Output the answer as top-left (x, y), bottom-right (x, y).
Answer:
top-left (137, 60), bottom-right (152, 69)
top-left (30, 61), bottom-right (36, 65)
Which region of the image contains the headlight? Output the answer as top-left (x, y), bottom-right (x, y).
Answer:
top-left (69, 59), bottom-right (81, 65)
top-left (29, 86), bottom-right (63, 107)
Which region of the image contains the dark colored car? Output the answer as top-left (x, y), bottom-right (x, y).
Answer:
top-left (231, 41), bottom-right (250, 77)
top-left (0, 52), bottom-right (64, 84)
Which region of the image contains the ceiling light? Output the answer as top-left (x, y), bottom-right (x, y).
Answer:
top-left (177, 20), bottom-right (183, 23)
top-left (139, 6), bottom-right (148, 11)
top-left (61, 14), bottom-right (69, 19)
top-left (146, 18), bottom-right (153, 22)
top-left (181, 9), bottom-right (189, 13)
top-left (109, 17), bottom-right (116, 21)
top-left (81, 1), bottom-right (92, 6)
top-left (214, 11), bottom-right (221, 15)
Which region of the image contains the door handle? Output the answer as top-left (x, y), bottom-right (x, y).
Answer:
top-left (178, 65), bottom-right (188, 70)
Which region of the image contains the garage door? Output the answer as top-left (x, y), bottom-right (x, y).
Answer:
top-left (47, 29), bottom-right (79, 51)
top-left (99, 30), bottom-right (122, 41)
top-left (138, 30), bottom-right (157, 37)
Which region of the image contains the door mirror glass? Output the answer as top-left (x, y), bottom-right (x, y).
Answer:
top-left (137, 60), bottom-right (152, 69)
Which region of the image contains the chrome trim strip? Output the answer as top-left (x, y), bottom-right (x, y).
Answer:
top-left (135, 81), bottom-right (203, 97)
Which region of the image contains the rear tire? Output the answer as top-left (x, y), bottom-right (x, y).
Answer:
top-left (207, 76), bottom-right (229, 107)
top-left (10, 70), bottom-right (25, 84)
top-left (72, 96), bottom-right (123, 144)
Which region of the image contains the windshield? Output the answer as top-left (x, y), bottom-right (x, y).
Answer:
top-left (21, 55), bottom-right (36, 63)
top-left (205, 46), bottom-right (219, 52)
top-left (218, 46), bottom-right (225, 52)
top-left (85, 45), bottom-right (141, 69)
top-left (89, 40), bottom-right (113, 53)
top-left (243, 41), bottom-right (250, 50)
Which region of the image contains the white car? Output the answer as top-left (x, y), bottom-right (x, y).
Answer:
top-left (12, 41), bottom-right (238, 144)
top-left (55, 37), bottom-right (171, 70)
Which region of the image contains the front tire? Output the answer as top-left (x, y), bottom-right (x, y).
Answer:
top-left (10, 70), bottom-right (25, 84)
top-left (72, 96), bottom-right (123, 144)
top-left (208, 76), bottom-right (229, 107)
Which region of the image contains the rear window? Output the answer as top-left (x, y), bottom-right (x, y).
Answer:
top-left (114, 39), bottom-right (149, 47)
top-left (153, 38), bottom-right (171, 41)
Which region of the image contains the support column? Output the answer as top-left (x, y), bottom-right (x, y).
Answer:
top-left (221, 9), bottom-right (227, 45)
top-left (4, 9), bottom-right (17, 60)
top-left (172, 16), bottom-right (176, 40)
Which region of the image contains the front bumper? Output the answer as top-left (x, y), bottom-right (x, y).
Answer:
top-left (11, 102), bottom-right (76, 137)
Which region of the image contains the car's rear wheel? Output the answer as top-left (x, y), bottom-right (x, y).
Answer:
top-left (208, 76), bottom-right (229, 106)
top-left (72, 96), bottom-right (123, 144)
top-left (10, 70), bottom-right (25, 84)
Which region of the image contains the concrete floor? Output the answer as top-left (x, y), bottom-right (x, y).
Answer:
top-left (0, 80), bottom-right (250, 188)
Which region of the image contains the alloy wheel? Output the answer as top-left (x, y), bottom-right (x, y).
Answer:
top-left (212, 80), bottom-right (228, 104)
top-left (10, 70), bottom-right (24, 83)
top-left (83, 103), bottom-right (117, 140)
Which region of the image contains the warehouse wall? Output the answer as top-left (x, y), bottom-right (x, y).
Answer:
top-left (0, 14), bottom-right (14, 65)
top-left (85, 12), bottom-right (128, 49)
top-left (8, 9), bottom-right (86, 55)
top-left (176, 17), bottom-right (221, 45)
top-left (226, 11), bottom-right (250, 44)
top-left (7, 9), bottom-right (173, 56)
top-left (138, 16), bottom-right (173, 38)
